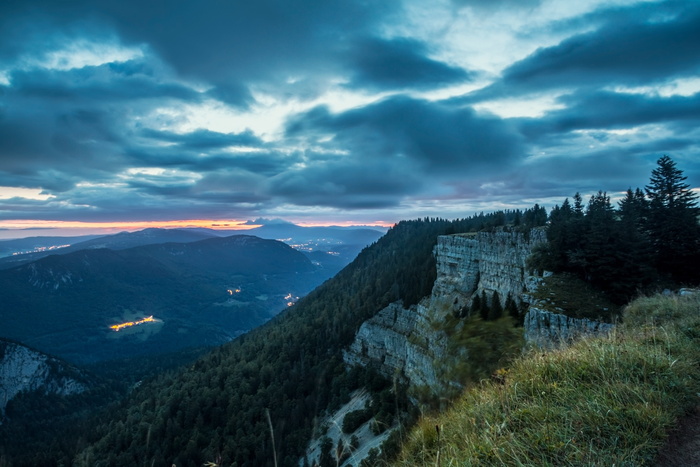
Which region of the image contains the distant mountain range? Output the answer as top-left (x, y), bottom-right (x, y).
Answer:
top-left (0, 235), bottom-right (325, 363)
top-left (0, 229), bottom-right (216, 268)
top-left (0, 221), bottom-right (385, 269)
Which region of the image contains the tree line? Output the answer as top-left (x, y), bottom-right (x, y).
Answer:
top-left (530, 155), bottom-right (700, 303)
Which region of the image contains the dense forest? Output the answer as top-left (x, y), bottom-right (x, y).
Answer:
top-left (530, 155), bottom-right (700, 303)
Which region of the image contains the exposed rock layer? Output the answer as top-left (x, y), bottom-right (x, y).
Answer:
top-left (344, 229), bottom-right (548, 392)
top-left (433, 229), bottom-right (547, 313)
top-left (0, 339), bottom-right (89, 417)
top-left (523, 307), bottom-right (615, 349)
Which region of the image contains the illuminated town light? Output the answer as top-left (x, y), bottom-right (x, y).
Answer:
top-left (110, 315), bottom-right (156, 331)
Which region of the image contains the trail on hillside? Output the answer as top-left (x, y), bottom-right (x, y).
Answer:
top-left (656, 406), bottom-right (700, 466)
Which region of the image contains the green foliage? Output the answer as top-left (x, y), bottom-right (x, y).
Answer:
top-left (530, 273), bottom-right (619, 322)
top-left (488, 291), bottom-right (503, 321)
top-left (479, 290), bottom-right (489, 320)
top-left (342, 409), bottom-right (372, 434)
top-left (440, 316), bottom-right (524, 392)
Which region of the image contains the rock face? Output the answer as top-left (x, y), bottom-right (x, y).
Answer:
top-left (0, 339), bottom-right (89, 417)
top-left (344, 229), bottom-right (547, 393)
top-left (433, 229), bottom-right (548, 313)
top-left (523, 307), bottom-right (615, 349)
top-left (344, 302), bottom-right (446, 390)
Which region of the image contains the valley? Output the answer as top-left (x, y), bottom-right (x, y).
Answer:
top-left (0, 228), bottom-right (380, 364)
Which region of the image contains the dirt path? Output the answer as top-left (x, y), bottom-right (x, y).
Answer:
top-left (656, 407), bottom-right (700, 466)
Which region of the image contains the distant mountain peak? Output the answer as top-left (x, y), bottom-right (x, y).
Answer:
top-left (244, 218), bottom-right (294, 226)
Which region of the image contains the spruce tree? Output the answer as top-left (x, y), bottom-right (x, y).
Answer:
top-left (479, 290), bottom-right (489, 320)
top-left (645, 156), bottom-right (700, 283)
top-left (470, 293), bottom-right (481, 317)
top-left (488, 291), bottom-right (503, 320)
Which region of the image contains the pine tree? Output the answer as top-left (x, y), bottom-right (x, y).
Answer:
top-left (645, 156), bottom-right (700, 283)
top-left (505, 293), bottom-right (519, 323)
top-left (479, 290), bottom-right (489, 320)
top-left (616, 188), bottom-right (655, 295)
top-left (469, 293), bottom-right (481, 317)
top-left (488, 291), bottom-right (503, 320)
top-left (584, 192), bottom-right (617, 285)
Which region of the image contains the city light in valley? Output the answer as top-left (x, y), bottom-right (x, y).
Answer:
top-left (109, 316), bottom-right (157, 332)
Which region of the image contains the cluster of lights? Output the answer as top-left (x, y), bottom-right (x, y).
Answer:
top-left (12, 244), bottom-right (71, 256)
top-left (285, 293), bottom-right (299, 307)
top-left (110, 315), bottom-right (156, 332)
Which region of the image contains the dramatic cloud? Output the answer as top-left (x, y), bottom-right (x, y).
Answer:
top-left (345, 37), bottom-right (472, 90)
top-left (0, 0), bottom-right (698, 235)
top-left (287, 96), bottom-right (523, 176)
top-left (465, 2), bottom-right (700, 101)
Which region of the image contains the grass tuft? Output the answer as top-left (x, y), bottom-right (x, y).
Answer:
top-left (393, 293), bottom-right (700, 466)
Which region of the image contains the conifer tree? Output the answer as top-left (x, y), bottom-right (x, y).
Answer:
top-left (479, 290), bottom-right (489, 320)
top-left (645, 155), bottom-right (700, 282)
top-left (505, 293), bottom-right (519, 322)
top-left (470, 293), bottom-right (481, 317)
top-left (488, 291), bottom-right (503, 320)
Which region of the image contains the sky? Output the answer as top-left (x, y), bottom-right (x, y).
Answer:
top-left (0, 0), bottom-right (699, 238)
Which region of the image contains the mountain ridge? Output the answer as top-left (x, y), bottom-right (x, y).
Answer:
top-left (0, 234), bottom-right (323, 364)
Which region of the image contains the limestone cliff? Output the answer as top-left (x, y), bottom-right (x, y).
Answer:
top-left (320, 228), bottom-right (613, 466)
top-left (343, 229), bottom-right (547, 394)
top-left (523, 307), bottom-right (615, 349)
top-left (432, 229), bottom-right (547, 313)
top-left (0, 339), bottom-right (89, 418)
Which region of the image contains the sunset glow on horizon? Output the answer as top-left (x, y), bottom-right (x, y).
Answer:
top-left (0, 217), bottom-right (395, 239)
top-left (0, 218), bottom-right (259, 239)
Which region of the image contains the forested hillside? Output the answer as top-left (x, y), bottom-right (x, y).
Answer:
top-left (71, 212), bottom-right (543, 467)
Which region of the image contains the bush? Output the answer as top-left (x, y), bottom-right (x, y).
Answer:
top-left (342, 409), bottom-right (372, 434)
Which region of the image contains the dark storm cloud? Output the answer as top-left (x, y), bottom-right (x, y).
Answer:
top-left (9, 63), bottom-right (201, 102)
top-left (0, 99), bottom-right (125, 183)
top-left (516, 91), bottom-right (700, 141)
top-left (464, 3), bottom-right (700, 102)
top-left (345, 37), bottom-right (471, 91)
top-left (0, 0), bottom-right (698, 226)
top-left (268, 157), bottom-right (422, 209)
top-left (0, 0), bottom-right (404, 102)
top-left (287, 96), bottom-right (523, 176)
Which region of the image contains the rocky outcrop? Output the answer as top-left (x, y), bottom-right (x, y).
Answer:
top-left (0, 339), bottom-right (89, 417)
top-left (344, 302), bottom-right (446, 390)
top-left (344, 229), bottom-right (547, 393)
top-left (523, 307), bottom-right (615, 349)
top-left (432, 229), bottom-right (547, 314)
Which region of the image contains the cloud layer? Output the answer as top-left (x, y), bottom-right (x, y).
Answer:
top-left (0, 0), bottom-right (698, 230)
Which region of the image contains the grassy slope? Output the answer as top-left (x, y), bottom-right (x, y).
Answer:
top-left (394, 293), bottom-right (700, 466)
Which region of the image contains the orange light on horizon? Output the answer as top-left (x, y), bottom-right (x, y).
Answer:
top-left (0, 218), bottom-right (261, 232)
